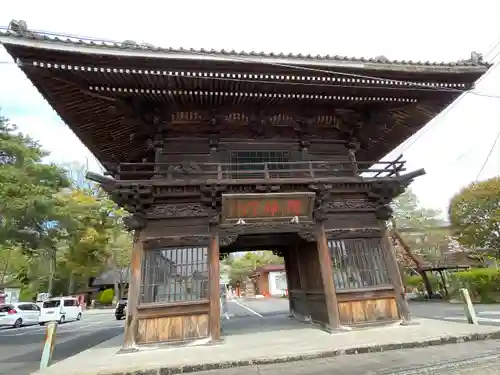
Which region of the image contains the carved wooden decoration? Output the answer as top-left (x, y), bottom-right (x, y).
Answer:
top-left (146, 203), bottom-right (208, 219)
top-left (221, 192), bottom-right (315, 224)
top-left (219, 222), bottom-right (316, 247)
top-left (143, 234), bottom-right (211, 249)
top-left (326, 228), bottom-right (382, 239)
top-left (123, 213), bottom-right (147, 231)
top-left (324, 199), bottom-right (375, 211)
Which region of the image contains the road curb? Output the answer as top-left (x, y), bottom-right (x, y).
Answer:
top-left (106, 330), bottom-right (500, 375)
top-left (84, 309), bottom-right (114, 315)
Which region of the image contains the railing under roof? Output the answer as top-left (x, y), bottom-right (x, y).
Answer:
top-left (103, 158), bottom-right (406, 181)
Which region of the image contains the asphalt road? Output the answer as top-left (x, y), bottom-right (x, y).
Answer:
top-left (409, 301), bottom-right (500, 326)
top-left (2, 299), bottom-right (499, 375)
top-left (0, 311), bottom-right (124, 375)
top-left (226, 297), bottom-right (290, 318)
top-left (229, 296), bottom-right (500, 326)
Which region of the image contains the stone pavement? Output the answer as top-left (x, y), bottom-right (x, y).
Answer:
top-left (32, 315), bottom-right (500, 375)
top-left (155, 340), bottom-right (500, 375)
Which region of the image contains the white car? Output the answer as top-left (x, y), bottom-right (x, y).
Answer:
top-left (39, 297), bottom-right (82, 325)
top-left (0, 302), bottom-right (41, 328)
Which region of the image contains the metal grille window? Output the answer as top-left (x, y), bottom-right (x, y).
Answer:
top-left (229, 151), bottom-right (290, 177)
top-left (140, 247), bottom-right (209, 304)
top-left (329, 238), bottom-right (391, 290)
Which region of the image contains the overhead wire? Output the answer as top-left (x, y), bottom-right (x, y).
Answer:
top-left (483, 33), bottom-right (500, 62)
top-left (474, 127), bottom-right (500, 181)
top-left (403, 37), bottom-right (500, 177)
top-left (0, 26), bottom-right (500, 100)
top-left (0, 25), bottom-right (489, 95)
top-left (1, 24), bottom-right (500, 173)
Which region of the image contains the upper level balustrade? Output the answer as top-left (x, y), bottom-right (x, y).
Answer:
top-left (103, 157), bottom-right (406, 182)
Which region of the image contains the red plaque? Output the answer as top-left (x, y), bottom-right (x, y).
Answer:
top-left (221, 193), bottom-right (315, 223)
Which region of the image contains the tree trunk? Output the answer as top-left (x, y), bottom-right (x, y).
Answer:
top-left (391, 228), bottom-right (434, 298)
top-left (112, 269), bottom-right (119, 305)
top-left (47, 251), bottom-right (56, 295)
top-left (110, 252), bottom-right (119, 304)
top-left (0, 247), bottom-right (13, 288)
top-left (68, 273), bottom-right (75, 295)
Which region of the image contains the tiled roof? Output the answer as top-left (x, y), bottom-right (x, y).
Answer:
top-left (0, 23), bottom-right (491, 69)
top-left (92, 268), bottom-right (130, 286)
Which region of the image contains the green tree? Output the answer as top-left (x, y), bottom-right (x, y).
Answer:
top-left (391, 189), bottom-right (452, 297)
top-left (392, 189), bottom-right (445, 228)
top-left (0, 245), bottom-right (25, 287)
top-left (449, 177), bottom-right (500, 255)
top-left (0, 114), bottom-right (69, 253)
top-left (225, 251), bottom-right (283, 285)
top-left (0, 113), bottom-right (131, 299)
top-left (56, 188), bottom-right (114, 293)
top-left (391, 189), bottom-right (451, 261)
top-left (106, 226), bottom-right (132, 303)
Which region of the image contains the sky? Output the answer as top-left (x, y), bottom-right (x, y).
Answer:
top-left (0, 0), bottom-right (499, 215)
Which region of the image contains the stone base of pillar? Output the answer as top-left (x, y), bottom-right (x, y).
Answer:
top-left (290, 311), bottom-right (312, 323)
top-left (400, 319), bottom-right (420, 326)
top-left (316, 322), bottom-right (352, 334)
top-left (117, 347), bottom-right (139, 354)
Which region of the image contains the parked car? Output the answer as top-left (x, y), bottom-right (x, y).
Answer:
top-left (0, 302), bottom-right (41, 328)
top-left (39, 297), bottom-right (82, 325)
top-left (115, 299), bottom-right (127, 320)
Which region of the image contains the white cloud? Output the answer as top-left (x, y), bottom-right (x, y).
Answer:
top-left (0, 0), bottom-right (499, 212)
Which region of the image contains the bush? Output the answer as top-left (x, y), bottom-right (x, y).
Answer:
top-left (19, 288), bottom-right (37, 302)
top-left (404, 274), bottom-right (440, 294)
top-left (448, 268), bottom-right (500, 303)
top-left (405, 268), bottom-right (500, 303)
top-left (98, 288), bottom-right (114, 305)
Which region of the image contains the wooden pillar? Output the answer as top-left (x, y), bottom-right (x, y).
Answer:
top-left (381, 227), bottom-right (417, 325)
top-left (316, 224), bottom-right (341, 330)
top-left (295, 244), bottom-right (311, 319)
top-left (283, 251), bottom-right (293, 316)
top-left (122, 230), bottom-right (144, 351)
top-left (208, 233), bottom-right (221, 341)
top-left (347, 139), bottom-right (360, 176)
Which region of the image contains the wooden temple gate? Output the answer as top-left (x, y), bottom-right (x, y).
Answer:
top-left (105, 159), bottom-right (424, 348)
top-left (0, 20), bottom-right (489, 349)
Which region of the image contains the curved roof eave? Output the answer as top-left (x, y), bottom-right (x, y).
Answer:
top-left (0, 31), bottom-right (491, 75)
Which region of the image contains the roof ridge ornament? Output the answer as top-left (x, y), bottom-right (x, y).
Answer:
top-left (374, 55), bottom-right (390, 63)
top-left (122, 40), bottom-right (138, 48)
top-left (7, 19), bottom-right (29, 36)
top-left (470, 51), bottom-right (483, 65)
top-left (457, 51), bottom-right (484, 66)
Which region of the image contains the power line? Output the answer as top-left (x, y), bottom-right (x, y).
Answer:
top-left (3, 58), bottom-right (500, 99)
top-left (474, 126), bottom-right (500, 181)
top-left (2, 25), bottom-right (500, 160)
top-left (0, 25), bottom-right (499, 98)
top-left (397, 93), bottom-right (469, 155)
top-left (0, 26), bottom-right (487, 94)
top-left (396, 60), bottom-right (500, 155)
top-left (483, 34), bottom-right (500, 62)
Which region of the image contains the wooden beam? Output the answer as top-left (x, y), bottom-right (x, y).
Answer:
top-left (380, 226), bottom-right (416, 325)
top-left (283, 251), bottom-right (294, 316)
top-left (316, 223), bottom-right (341, 330)
top-left (295, 244), bottom-right (310, 319)
top-left (208, 233), bottom-right (221, 341)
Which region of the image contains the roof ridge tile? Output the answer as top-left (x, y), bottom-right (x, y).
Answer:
top-left (0, 28), bottom-right (492, 68)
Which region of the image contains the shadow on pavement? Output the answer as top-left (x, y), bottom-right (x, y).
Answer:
top-left (2, 326), bottom-right (123, 375)
top-left (222, 314), bottom-right (315, 336)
